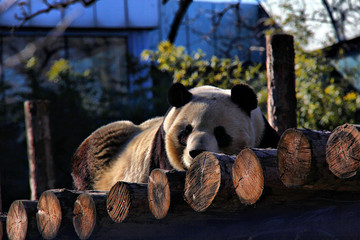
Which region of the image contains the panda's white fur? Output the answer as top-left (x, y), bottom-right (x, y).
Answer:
top-left (163, 85), bottom-right (265, 170)
top-left (72, 83), bottom-right (278, 191)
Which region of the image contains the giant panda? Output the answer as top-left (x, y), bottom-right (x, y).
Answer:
top-left (72, 83), bottom-right (279, 191)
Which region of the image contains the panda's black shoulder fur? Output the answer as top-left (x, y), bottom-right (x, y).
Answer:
top-left (258, 115), bottom-right (280, 148)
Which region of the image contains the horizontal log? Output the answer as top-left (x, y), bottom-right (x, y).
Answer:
top-left (107, 182), bottom-right (151, 223)
top-left (326, 124), bottom-right (360, 179)
top-left (235, 148), bottom-right (284, 192)
top-left (73, 191), bottom-right (111, 240)
top-left (277, 128), bottom-right (360, 191)
top-left (6, 200), bottom-right (40, 240)
top-left (148, 169), bottom-right (187, 219)
top-left (37, 189), bottom-right (80, 239)
top-left (184, 152), bottom-right (264, 212)
top-left (277, 128), bottom-right (331, 188)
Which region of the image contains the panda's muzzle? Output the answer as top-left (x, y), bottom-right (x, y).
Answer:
top-left (189, 149), bottom-right (205, 159)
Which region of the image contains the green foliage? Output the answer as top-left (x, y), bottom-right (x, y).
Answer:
top-left (142, 41), bottom-right (266, 94)
top-left (295, 49), bottom-right (360, 130)
top-left (143, 41), bottom-right (360, 131)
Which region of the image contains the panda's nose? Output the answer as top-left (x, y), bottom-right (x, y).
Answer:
top-left (189, 149), bottom-right (205, 159)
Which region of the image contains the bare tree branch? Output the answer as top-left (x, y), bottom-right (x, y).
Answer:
top-left (15, 0), bottom-right (97, 27)
top-left (167, 0), bottom-right (193, 43)
top-left (321, 0), bottom-right (344, 42)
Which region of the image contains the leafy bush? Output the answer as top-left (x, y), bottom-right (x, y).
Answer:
top-left (142, 41), bottom-right (360, 130)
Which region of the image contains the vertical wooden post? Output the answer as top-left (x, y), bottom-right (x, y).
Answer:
top-left (24, 100), bottom-right (55, 200)
top-left (266, 34), bottom-right (297, 136)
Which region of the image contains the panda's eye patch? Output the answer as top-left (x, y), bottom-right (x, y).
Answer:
top-left (214, 126), bottom-right (232, 148)
top-left (178, 124), bottom-right (193, 146)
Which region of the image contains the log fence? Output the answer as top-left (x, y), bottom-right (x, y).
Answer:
top-left (3, 123), bottom-right (360, 239)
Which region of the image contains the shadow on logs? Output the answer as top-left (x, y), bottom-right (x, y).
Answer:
top-left (184, 152), bottom-right (264, 212)
top-left (148, 169), bottom-right (187, 219)
top-left (326, 124), bottom-right (360, 179)
top-left (6, 200), bottom-right (40, 240)
top-left (106, 182), bottom-right (151, 223)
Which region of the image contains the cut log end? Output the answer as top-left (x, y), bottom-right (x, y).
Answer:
top-left (73, 193), bottom-right (96, 240)
top-left (148, 169), bottom-right (171, 219)
top-left (107, 182), bottom-right (131, 223)
top-left (233, 149), bottom-right (264, 205)
top-left (326, 124), bottom-right (360, 179)
top-left (6, 200), bottom-right (29, 240)
top-left (277, 129), bottom-right (312, 187)
top-left (184, 152), bottom-right (221, 212)
top-left (36, 190), bottom-right (62, 239)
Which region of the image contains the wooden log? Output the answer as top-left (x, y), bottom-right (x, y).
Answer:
top-left (24, 100), bottom-right (55, 200)
top-left (326, 124), bottom-right (360, 179)
top-left (235, 148), bottom-right (284, 190)
top-left (277, 128), bottom-right (330, 188)
top-left (266, 34), bottom-right (297, 136)
top-left (148, 169), bottom-right (186, 219)
top-left (106, 182), bottom-right (150, 223)
top-left (73, 191), bottom-right (110, 240)
top-left (277, 128), bottom-right (360, 191)
top-left (6, 200), bottom-right (41, 240)
top-left (184, 152), bottom-right (264, 212)
top-left (36, 189), bottom-right (79, 239)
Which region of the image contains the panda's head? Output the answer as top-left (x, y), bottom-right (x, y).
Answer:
top-left (163, 82), bottom-right (264, 170)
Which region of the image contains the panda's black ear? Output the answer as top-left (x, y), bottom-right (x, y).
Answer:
top-left (168, 82), bottom-right (192, 108)
top-left (231, 83), bottom-right (258, 115)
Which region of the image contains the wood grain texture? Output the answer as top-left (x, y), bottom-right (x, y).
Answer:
top-left (36, 189), bottom-right (79, 239)
top-left (148, 169), bottom-right (186, 219)
top-left (6, 200), bottom-right (40, 240)
top-left (233, 149), bottom-right (264, 205)
top-left (326, 124), bottom-right (360, 179)
top-left (107, 182), bottom-right (150, 223)
top-left (277, 128), bottom-right (331, 188)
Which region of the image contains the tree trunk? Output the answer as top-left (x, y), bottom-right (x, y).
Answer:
top-left (184, 152), bottom-right (264, 212)
top-left (106, 182), bottom-right (150, 223)
top-left (24, 100), bottom-right (55, 200)
top-left (148, 169), bottom-right (187, 219)
top-left (326, 124), bottom-right (360, 179)
top-left (6, 200), bottom-right (41, 240)
top-left (73, 191), bottom-right (110, 240)
top-left (266, 34), bottom-right (297, 136)
top-left (36, 189), bottom-right (79, 239)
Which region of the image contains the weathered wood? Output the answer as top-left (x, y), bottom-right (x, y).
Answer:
top-left (326, 124), bottom-right (360, 179)
top-left (24, 100), bottom-right (55, 200)
top-left (36, 189), bottom-right (79, 239)
top-left (73, 191), bottom-right (110, 240)
top-left (232, 149), bottom-right (264, 205)
top-left (184, 152), bottom-right (264, 212)
top-left (148, 169), bottom-right (186, 219)
top-left (277, 128), bottom-right (360, 191)
top-left (236, 148), bottom-right (284, 190)
top-left (277, 128), bottom-right (330, 188)
top-left (266, 34), bottom-right (297, 135)
top-left (106, 182), bottom-right (150, 223)
top-left (6, 200), bottom-right (40, 240)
